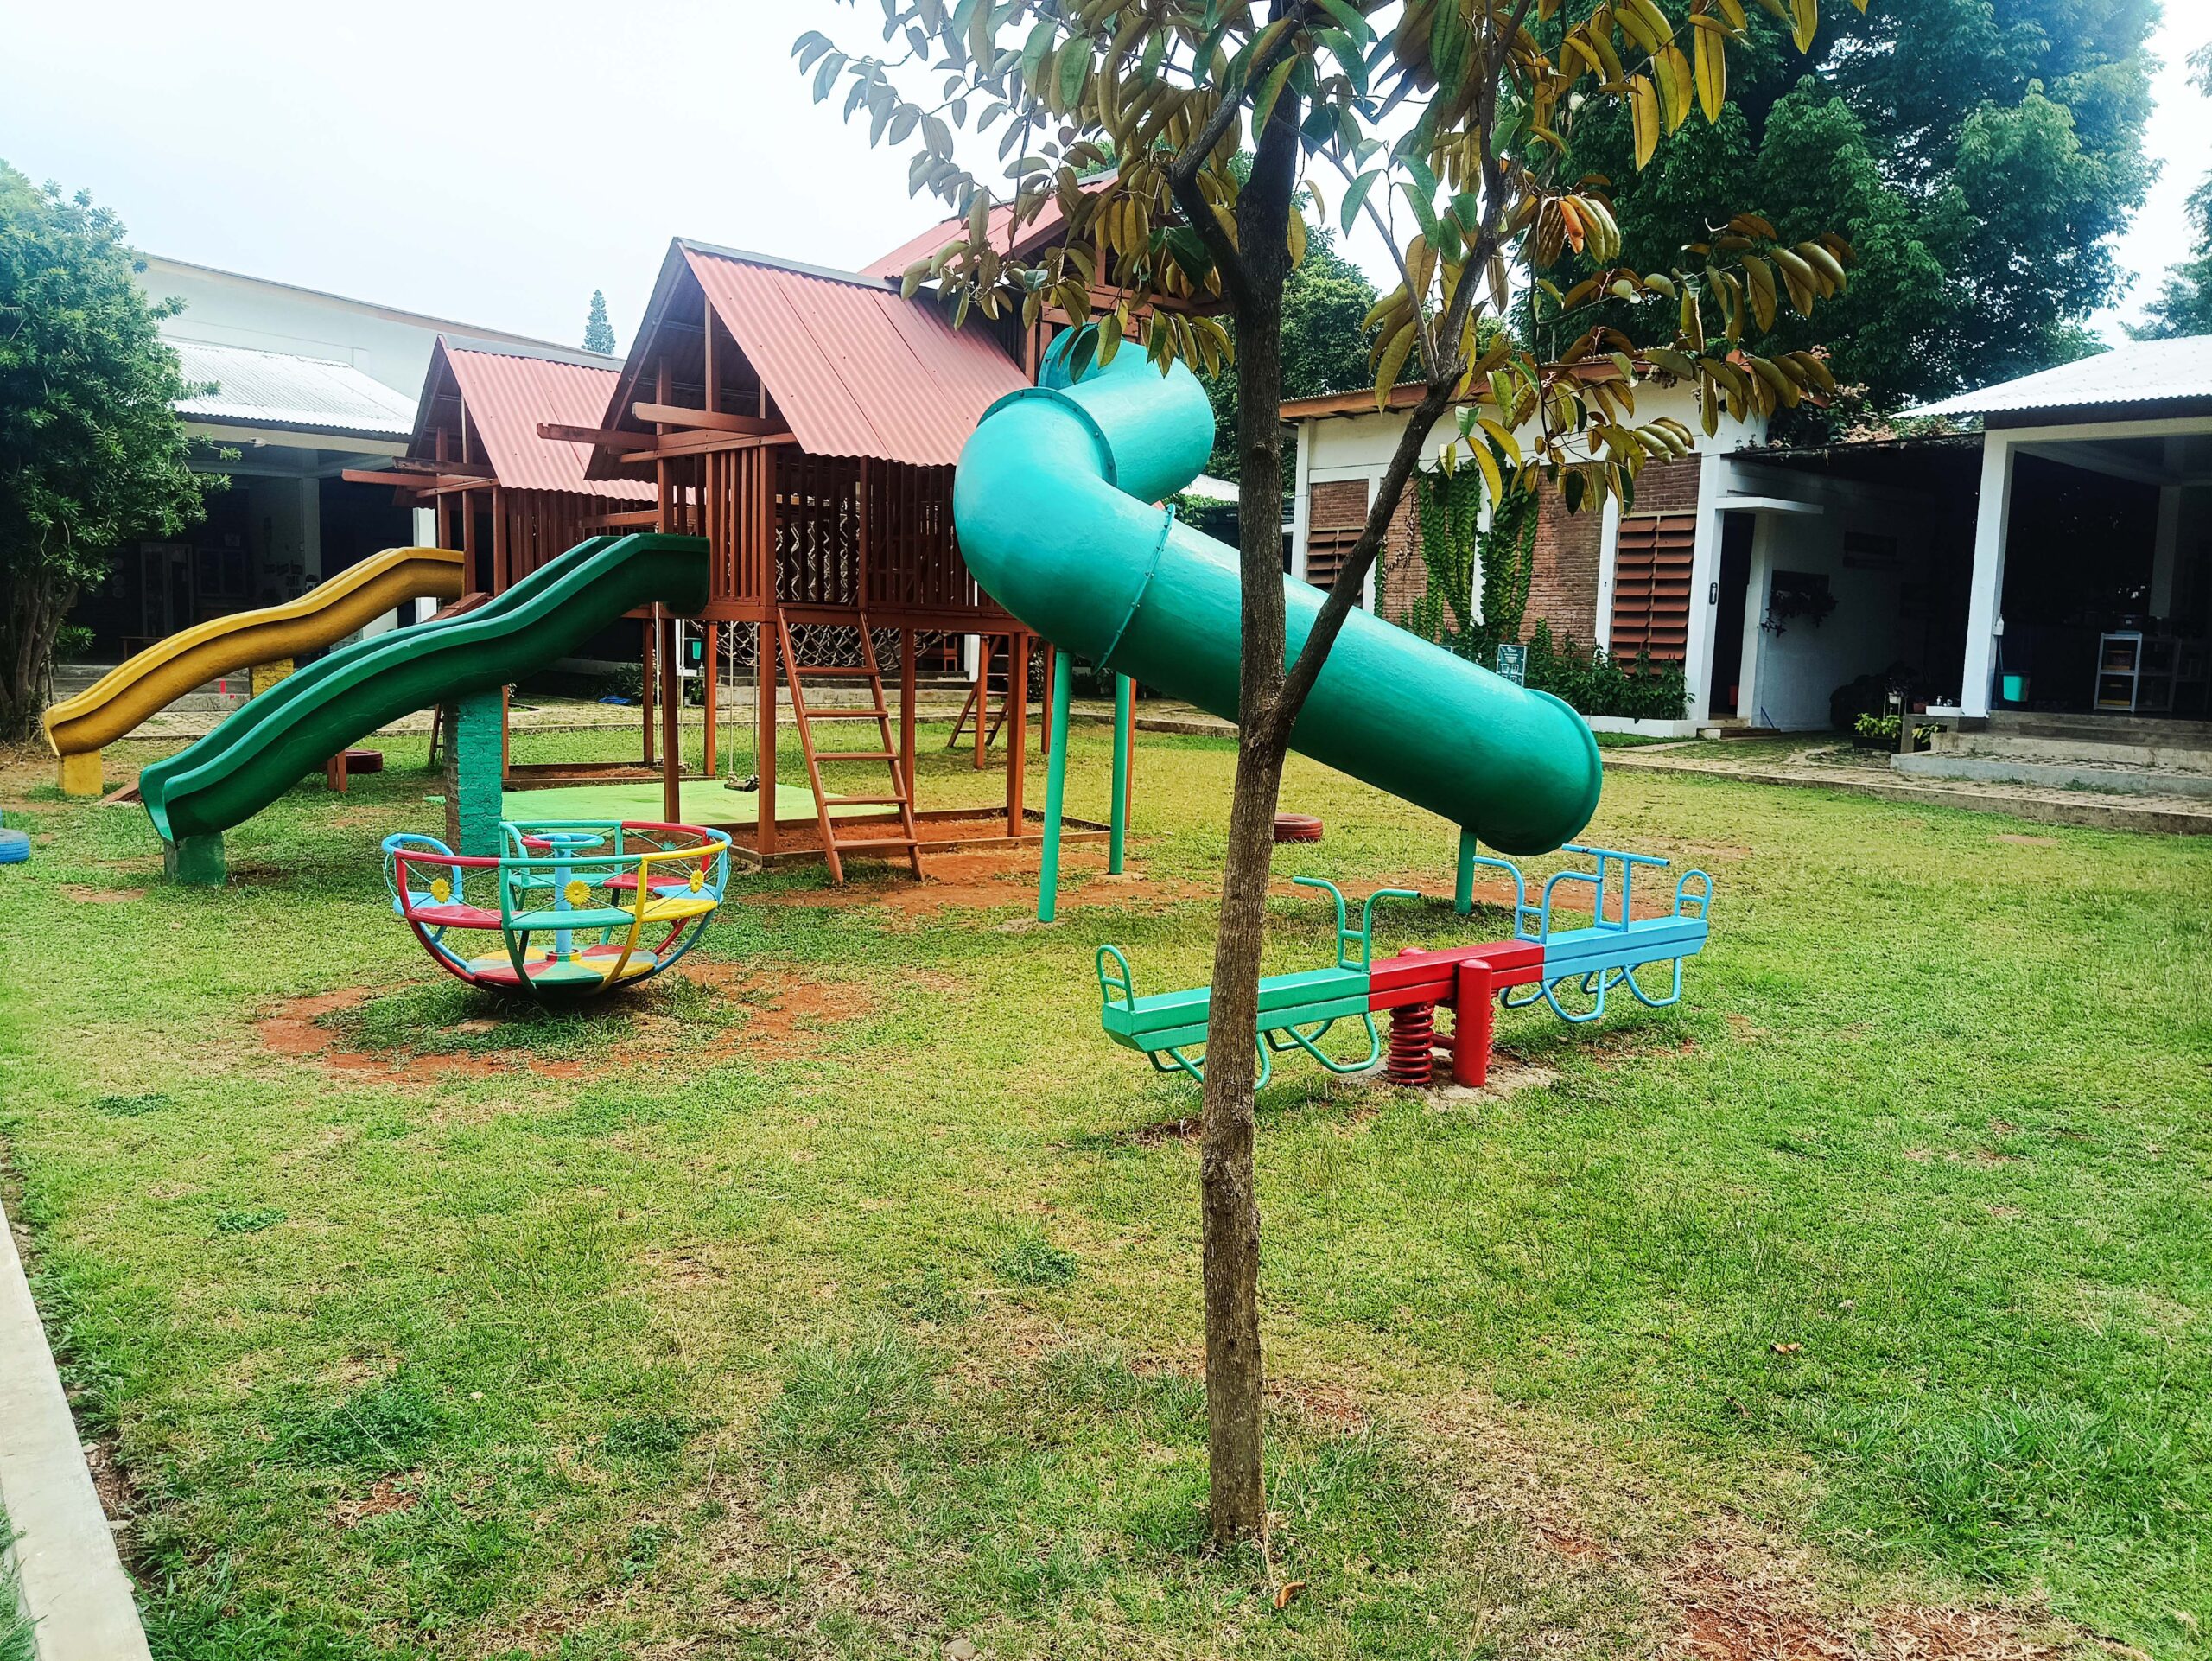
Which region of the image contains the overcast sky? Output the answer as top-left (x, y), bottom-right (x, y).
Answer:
top-left (2, 0), bottom-right (2207, 356)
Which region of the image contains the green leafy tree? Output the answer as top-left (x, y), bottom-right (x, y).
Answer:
top-left (1546, 0), bottom-right (2157, 419)
top-left (2132, 45), bottom-right (2212, 341)
top-left (798, 0), bottom-right (1861, 1544)
top-left (0, 164), bottom-right (210, 739)
top-left (583, 288), bottom-right (618, 354)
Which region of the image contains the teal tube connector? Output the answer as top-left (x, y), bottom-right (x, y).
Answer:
top-left (953, 341), bottom-right (1602, 857)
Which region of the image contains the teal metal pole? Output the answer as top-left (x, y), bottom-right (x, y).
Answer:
top-left (1109, 673), bottom-right (1131, 875)
top-left (1456, 827), bottom-right (1478, 916)
top-left (1038, 649), bottom-right (1074, 921)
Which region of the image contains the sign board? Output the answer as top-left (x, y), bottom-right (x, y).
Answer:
top-left (1493, 643), bottom-right (1528, 686)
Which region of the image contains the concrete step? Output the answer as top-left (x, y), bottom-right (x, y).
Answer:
top-left (1894, 751), bottom-right (2212, 799)
top-left (1932, 728), bottom-right (2212, 774)
top-left (1989, 710), bottom-right (2212, 747)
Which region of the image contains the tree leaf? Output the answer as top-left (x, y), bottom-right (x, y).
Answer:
top-left (1629, 75), bottom-right (1661, 169)
top-left (1693, 23), bottom-right (1726, 124)
top-left (1339, 169), bottom-right (1382, 233)
top-left (1374, 321), bottom-right (1416, 409)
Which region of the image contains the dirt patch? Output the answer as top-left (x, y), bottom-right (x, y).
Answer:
top-left (1664, 1549), bottom-right (2057, 1659)
top-left (334, 1474), bottom-right (421, 1529)
top-left (257, 965), bottom-right (876, 1087)
top-left (754, 847), bottom-right (1209, 922)
top-left (671, 960), bottom-right (876, 1058)
top-left (1994, 834), bottom-right (2060, 847)
top-left (61, 884), bottom-right (145, 903)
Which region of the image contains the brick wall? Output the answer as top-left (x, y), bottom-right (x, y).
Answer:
top-left (1632, 455), bottom-right (1704, 516)
top-left (1526, 492), bottom-right (1605, 646)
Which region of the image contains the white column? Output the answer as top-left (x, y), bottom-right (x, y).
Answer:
top-left (1960, 432), bottom-right (2016, 720)
top-left (1680, 453), bottom-right (1730, 725)
top-left (1289, 420), bottom-right (1313, 583)
top-left (1593, 492), bottom-right (1622, 652)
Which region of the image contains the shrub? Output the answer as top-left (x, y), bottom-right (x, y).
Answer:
top-left (1516, 621), bottom-right (1688, 721)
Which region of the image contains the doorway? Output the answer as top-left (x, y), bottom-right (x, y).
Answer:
top-left (1707, 514), bottom-right (1754, 717)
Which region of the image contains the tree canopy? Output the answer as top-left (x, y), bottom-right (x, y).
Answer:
top-left (0, 162), bottom-right (209, 737)
top-left (2132, 43), bottom-right (2212, 341)
top-left (1548, 0), bottom-right (2158, 420)
top-left (583, 287), bottom-right (618, 354)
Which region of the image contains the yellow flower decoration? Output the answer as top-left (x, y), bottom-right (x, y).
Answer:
top-left (564, 879), bottom-right (593, 908)
top-left (687, 868), bottom-right (704, 893)
top-left (429, 877), bottom-right (452, 904)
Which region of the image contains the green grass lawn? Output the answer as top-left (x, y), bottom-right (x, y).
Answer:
top-left (1, 717), bottom-right (2207, 1659)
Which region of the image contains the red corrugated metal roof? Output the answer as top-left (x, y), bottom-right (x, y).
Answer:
top-left (681, 242), bottom-right (1029, 468)
top-left (865, 175), bottom-right (1109, 280)
top-left (429, 340), bottom-right (652, 500)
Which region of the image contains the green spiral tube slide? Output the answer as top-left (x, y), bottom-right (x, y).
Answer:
top-left (139, 532), bottom-right (709, 848)
top-left (952, 346), bottom-right (1601, 856)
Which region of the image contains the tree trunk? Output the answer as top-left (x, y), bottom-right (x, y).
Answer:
top-left (1196, 76), bottom-right (1300, 1549)
top-left (0, 576), bottom-right (69, 743)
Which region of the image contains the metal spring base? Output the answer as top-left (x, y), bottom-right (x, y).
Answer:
top-left (1386, 1003), bottom-right (1436, 1086)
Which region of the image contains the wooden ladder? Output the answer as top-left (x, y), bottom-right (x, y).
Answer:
top-left (774, 607), bottom-right (924, 884)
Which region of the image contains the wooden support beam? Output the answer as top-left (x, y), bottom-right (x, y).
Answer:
top-left (536, 423), bottom-right (662, 451)
top-left (392, 457), bottom-right (497, 480)
top-left (611, 430), bottom-right (800, 465)
top-left (631, 402), bottom-right (783, 435)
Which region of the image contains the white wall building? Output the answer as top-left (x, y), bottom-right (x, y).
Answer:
top-left (1282, 339), bottom-right (2212, 742)
top-left (73, 258), bottom-right (586, 655)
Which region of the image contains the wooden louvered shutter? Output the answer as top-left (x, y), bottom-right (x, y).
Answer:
top-left (1608, 514), bottom-right (1696, 662)
top-left (1304, 479), bottom-right (1370, 597)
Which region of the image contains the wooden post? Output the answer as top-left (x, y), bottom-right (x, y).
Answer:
top-left (899, 627), bottom-right (918, 808)
top-left (641, 611), bottom-right (658, 767)
top-left (755, 618), bottom-right (777, 856)
top-left (659, 611), bottom-right (682, 824)
top-left (703, 621), bottom-right (719, 777)
top-left (974, 633), bottom-right (992, 771)
top-left (1040, 642), bottom-right (1055, 759)
top-left (1007, 630), bottom-right (1029, 837)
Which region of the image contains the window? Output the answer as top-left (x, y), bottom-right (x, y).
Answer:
top-left (1608, 513), bottom-right (1696, 662)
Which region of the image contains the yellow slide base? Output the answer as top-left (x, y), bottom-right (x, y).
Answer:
top-left (57, 749), bottom-right (104, 796)
top-left (42, 546), bottom-right (464, 760)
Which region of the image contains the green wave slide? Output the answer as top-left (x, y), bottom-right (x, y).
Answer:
top-left (953, 343), bottom-right (1601, 856)
top-left (140, 532), bottom-right (709, 847)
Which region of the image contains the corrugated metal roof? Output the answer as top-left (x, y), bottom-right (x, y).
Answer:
top-left (680, 241), bottom-right (1030, 468)
top-left (429, 340), bottom-right (652, 500)
top-left (172, 340), bottom-right (416, 438)
top-left (1911, 335), bottom-right (2212, 418)
top-left (865, 174), bottom-right (1111, 279)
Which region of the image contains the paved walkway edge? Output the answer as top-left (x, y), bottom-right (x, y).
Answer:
top-left (0, 1197), bottom-right (152, 1661)
top-left (1606, 753), bottom-right (2212, 835)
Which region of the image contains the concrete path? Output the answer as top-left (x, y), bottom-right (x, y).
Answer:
top-left (0, 1197), bottom-right (151, 1661)
top-left (1604, 744), bottom-right (2212, 835)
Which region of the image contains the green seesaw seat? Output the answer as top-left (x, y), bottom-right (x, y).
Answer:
top-left (1096, 879), bottom-right (1418, 1085)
